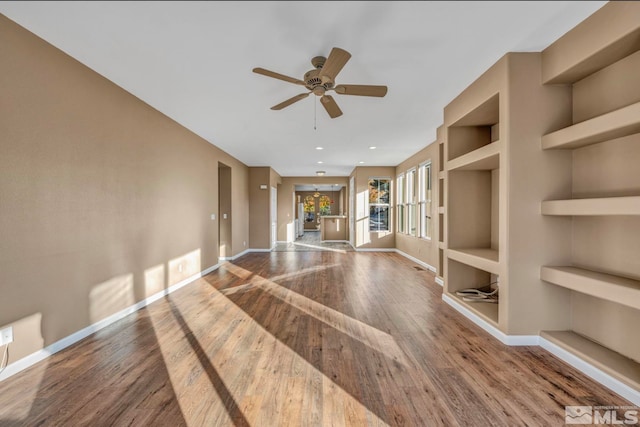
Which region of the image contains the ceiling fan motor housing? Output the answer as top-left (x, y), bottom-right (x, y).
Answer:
top-left (304, 68), bottom-right (334, 94)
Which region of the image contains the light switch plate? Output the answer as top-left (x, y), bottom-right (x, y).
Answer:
top-left (211, 214), bottom-right (216, 220)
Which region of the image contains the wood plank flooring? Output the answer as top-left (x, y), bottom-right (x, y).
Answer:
top-left (0, 251), bottom-right (633, 426)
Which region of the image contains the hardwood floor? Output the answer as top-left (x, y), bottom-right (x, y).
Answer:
top-left (0, 252), bottom-right (633, 426)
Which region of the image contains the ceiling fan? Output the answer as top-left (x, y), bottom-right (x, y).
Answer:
top-left (253, 47), bottom-right (388, 119)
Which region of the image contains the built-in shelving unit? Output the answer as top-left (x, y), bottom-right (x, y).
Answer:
top-left (437, 129), bottom-right (445, 282)
top-left (443, 51), bottom-right (576, 338)
top-left (538, 2), bottom-right (640, 403)
top-left (542, 102), bottom-right (640, 150)
top-left (541, 196), bottom-right (640, 216)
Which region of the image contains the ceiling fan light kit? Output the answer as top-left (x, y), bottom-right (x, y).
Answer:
top-left (253, 47), bottom-right (388, 119)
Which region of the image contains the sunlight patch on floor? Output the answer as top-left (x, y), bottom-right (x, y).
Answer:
top-left (223, 263), bottom-right (410, 367)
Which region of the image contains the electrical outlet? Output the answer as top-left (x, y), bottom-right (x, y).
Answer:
top-left (0, 326), bottom-right (13, 346)
top-left (178, 264), bottom-right (183, 273)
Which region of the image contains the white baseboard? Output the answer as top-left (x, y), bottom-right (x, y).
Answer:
top-left (0, 263), bottom-right (220, 383)
top-left (219, 248), bottom-right (273, 262)
top-left (435, 277), bottom-right (444, 286)
top-left (355, 247), bottom-right (396, 252)
top-left (442, 293), bottom-right (538, 346)
top-left (394, 249), bottom-right (437, 273)
top-left (540, 337), bottom-right (640, 406)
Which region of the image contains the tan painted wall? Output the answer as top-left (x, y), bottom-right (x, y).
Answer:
top-left (248, 167), bottom-right (271, 249)
top-left (0, 15), bottom-right (250, 363)
top-left (351, 166), bottom-right (395, 249)
top-left (395, 142), bottom-right (439, 269)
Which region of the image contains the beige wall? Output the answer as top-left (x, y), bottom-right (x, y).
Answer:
top-left (394, 142), bottom-right (440, 268)
top-left (0, 15), bottom-right (250, 363)
top-left (248, 167), bottom-right (270, 249)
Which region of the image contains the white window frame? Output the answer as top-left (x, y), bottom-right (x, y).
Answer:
top-left (406, 168), bottom-right (417, 236)
top-left (368, 177), bottom-right (391, 232)
top-left (396, 173), bottom-right (405, 234)
top-left (419, 161), bottom-right (432, 240)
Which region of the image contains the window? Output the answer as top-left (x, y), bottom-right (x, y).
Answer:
top-left (368, 178), bottom-right (390, 232)
top-left (396, 174), bottom-right (405, 233)
top-left (303, 195), bottom-right (315, 223)
top-left (318, 195), bottom-right (331, 216)
top-left (406, 168), bottom-right (417, 236)
top-left (419, 162), bottom-right (432, 239)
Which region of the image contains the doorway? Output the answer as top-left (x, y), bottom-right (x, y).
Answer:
top-left (218, 163), bottom-right (232, 259)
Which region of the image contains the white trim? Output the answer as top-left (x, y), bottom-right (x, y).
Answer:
top-left (219, 248), bottom-right (273, 262)
top-left (355, 248), bottom-right (396, 252)
top-left (394, 249), bottom-right (437, 273)
top-left (322, 240), bottom-right (350, 243)
top-left (435, 277), bottom-right (444, 286)
top-left (442, 294), bottom-right (538, 346)
top-left (539, 337), bottom-right (640, 406)
top-left (0, 263), bottom-right (220, 383)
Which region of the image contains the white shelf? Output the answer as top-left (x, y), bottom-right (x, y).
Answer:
top-left (541, 330), bottom-right (640, 391)
top-left (541, 196), bottom-right (640, 216)
top-left (542, 101), bottom-right (640, 150)
top-left (448, 248), bottom-right (500, 275)
top-left (447, 140), bottom-right (500, 171)
top-left (447, 292), bottom-right (499, 327)
top-left (541, 266), bottom-right (640, 310)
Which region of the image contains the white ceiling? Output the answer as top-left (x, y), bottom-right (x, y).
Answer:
top-left (0, 1), bottom-right (606, 177)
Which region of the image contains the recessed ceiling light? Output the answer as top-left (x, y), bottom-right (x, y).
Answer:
top-left (317, 161), bottom-right (323, 164)
top-left (316, 171), bottom-right (326, 176)
top-left (369, 146), bottom-right (376, 150)
top-left (359, 161), bottom-right (365, 164)
top-left (315, 146), bottom-right (323, 150)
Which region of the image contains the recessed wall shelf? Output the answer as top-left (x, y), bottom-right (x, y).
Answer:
top-left (541, 196), bottom-right (640, 216)
top-left (447, 292), bottom-right (499, 327)
top-left (541, 330), bottom-right (640, 391)
top-left (448, 248), bottom-right (499, 275)
top-left (542, 101), bottom-right (640, 150)
top-left (447, 140), bottom-right (500, 171)
top-left (541, 266), bottom-right (640, 310)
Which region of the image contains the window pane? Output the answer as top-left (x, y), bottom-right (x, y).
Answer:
top-left (425, 201), bottom-right (432, 239)
top-left (409, 203), bottom-right (417, 236)
top-left (397, 204), bottom-right (404, 233)
top-left (369, 206), bottom-right (389, 231)
top-left (368, 178), bottom-right (390, 204)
